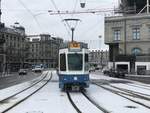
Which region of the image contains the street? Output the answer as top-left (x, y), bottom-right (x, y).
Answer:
top-left (0, 72), bottom-right (41, 90)
top-left (0, 70), bottom-right (150, 113)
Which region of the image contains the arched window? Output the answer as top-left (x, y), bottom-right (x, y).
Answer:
top-left (131, 48), bottom-right (142, 55)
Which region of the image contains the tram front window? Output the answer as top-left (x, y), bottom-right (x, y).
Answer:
top-left (68, 54), bottom-right (83, 71)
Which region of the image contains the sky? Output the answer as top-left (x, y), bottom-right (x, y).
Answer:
top-left (1, 0), bottom-right (118, 49)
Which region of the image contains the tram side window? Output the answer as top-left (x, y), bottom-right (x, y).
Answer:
top-left (85, 54), bottom-right (89, 71)
top-left (85, 54), bottom-right (88, 62)
top-left (60, 54), bottom-right (66, 71)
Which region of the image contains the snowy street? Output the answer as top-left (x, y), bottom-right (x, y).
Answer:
top-left (1, 70), bottom-right (150, 113)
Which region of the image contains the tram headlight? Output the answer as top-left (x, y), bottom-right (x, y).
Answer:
top-left (74, 76), bottom-right (78, 80)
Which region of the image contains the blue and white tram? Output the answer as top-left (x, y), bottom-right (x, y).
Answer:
top-left (58, 41), bottom-right (89, 90)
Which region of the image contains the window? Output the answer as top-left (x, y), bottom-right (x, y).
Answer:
top-left (119, 48), bottom-right (123, 54)
top-left (114, 30), bottom-right (121, 41)
top-left (148, 48), bottom-right (150, 54)
top-left (148, 27), bottom-right (150, 34)
top-left (68, 54), bottom-right (83, 71)
top-left (132, 48), bottom-right (142, 55)
top-left (132, 28), bottom-right (140, 40)
top-left (60, 54), bottom-right (66, 71)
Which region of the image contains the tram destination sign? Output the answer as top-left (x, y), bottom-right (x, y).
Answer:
top-left (69, 42), bottom-right (81, 52)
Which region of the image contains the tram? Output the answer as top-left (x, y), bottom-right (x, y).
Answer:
top-left (58, 41), bottom-right (89, 90)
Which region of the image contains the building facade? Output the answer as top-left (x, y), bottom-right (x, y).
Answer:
top-left (89, 49), bottom-right (109, 68)
top-left (0, 22), bottom-right (28, 72)
top-left (27, 34), bottom-right (63, 68)
top-left (105, 13), bottom-right (150, 74)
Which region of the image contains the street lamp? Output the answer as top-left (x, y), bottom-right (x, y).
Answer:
top-left (80, 0), bottom-right (86, 8)
top-left (98, 35), bottom-right (102, 50)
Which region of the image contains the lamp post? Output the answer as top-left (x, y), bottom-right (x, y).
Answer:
top-left (98, 35), bottom-right (102, 50)
top-left (98, 35), bottom-right (102, 67)
top-left (80, 0), bottom-right (86, 8)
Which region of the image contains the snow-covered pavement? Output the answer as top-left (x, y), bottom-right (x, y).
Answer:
top-left (1, 71), bottom-right (150, 113)
top-left (7, 70), bottom-right (77, 113)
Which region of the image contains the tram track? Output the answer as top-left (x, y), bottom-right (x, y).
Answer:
top-left (81, 91), bottom-right (110, 113)
top-left (67, 91), bottom-right (110, 113)
top-left (109, 84), bottom-right (150, 99)
top-left (93, 82), bottom-right (150, 109)
top-left (66, 92), bottom-right (82, 113)
top-left (0, 73), bottom-right (47, 103)
top-left (126, 83), bottom-right (150, 91)
top-left (0, 71), bottom-right (52, 113)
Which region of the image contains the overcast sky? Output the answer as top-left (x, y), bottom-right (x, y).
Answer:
top-left (1, 0), bottom-right (118, 49)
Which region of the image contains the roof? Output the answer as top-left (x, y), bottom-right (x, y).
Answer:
top-left (0, 26), bottom-right (25, 36)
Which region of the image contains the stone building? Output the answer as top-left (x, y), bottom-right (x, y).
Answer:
top-left (27, 34), bottom-right (63, 68)
top-left (89, 49), bottom-right (109, 68)
top-left (105, 1), bottom-right (150, 74)
top-left (0, 22), bottom-right (28, 72)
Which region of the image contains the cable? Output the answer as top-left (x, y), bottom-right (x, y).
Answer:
top-left (50, 0), bottom-right (71, 37)
top-left (17, 0), bottom-right (43, 32)
top-left (71, 0), bottom-right (78, 18)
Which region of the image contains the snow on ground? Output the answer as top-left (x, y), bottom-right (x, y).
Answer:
top-left (90, 72), bottom-right (150, 95)
top-left (87, 84), bottom-right (150, 113)
top-left (0, 75), bottom-right (50, 113)
top-left (90, 73), bottom-right (127, 82)
top-left (0, 71), bottom-right (47, 101)
top-left (90, 72), bottom-right (150, 87)
top-left (103, 84), bottom-right (150, 107)
top-left (111, 83), bottom-right (150, 96)
top-left (7, 72), bottom-right (77, 113)
top-left (1, 70), bottom-right (150, 113)
top-left (70, 92), bottom-right (103, 113)
top-left (127, 83), bottom-right (150, 90)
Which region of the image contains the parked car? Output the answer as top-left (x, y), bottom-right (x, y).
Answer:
top-left (19, 69), bottom-right (28, 75)
top-left (102, 67), bottom-right (110, 75)
top-left (109, 69), bottom-right (126, 78)
top-left (89, 66), bottom-right (95, 72)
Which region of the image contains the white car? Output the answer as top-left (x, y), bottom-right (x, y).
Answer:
top-left (32, 66), bottom-right (43, 73)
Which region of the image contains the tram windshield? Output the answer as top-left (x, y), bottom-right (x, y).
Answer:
top-left (68, 53), bottom-right (83, 71)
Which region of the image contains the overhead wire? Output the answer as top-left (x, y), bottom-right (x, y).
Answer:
top-left (50, 0), bottom-right (71, 37)
top-left (71, 0), bottom-right (81, 32)
top-left (71, 0), bottom-right (78, 18)
top-left (17, 0), bottom-right (43, 32)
